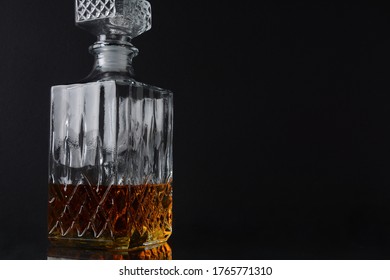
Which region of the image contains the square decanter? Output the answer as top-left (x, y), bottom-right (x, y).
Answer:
top-left (48, 0), bottom-right (173, 250)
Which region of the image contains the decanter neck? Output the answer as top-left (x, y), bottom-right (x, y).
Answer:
top-left (84, 34), bottom-right (138, 82)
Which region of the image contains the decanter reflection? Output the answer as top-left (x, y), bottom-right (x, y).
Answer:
top-left (47, 243), bottom-right (172, 260)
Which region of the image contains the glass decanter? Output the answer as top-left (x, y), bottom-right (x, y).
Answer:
top-left (48, 0), bottom-right (173, 250)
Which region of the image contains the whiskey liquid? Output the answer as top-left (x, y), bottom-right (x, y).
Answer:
top-left (48, 183), bottom-right (172, 250)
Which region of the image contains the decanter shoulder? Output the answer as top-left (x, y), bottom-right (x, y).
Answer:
top-left (51, 80), bottom-right (172, 100)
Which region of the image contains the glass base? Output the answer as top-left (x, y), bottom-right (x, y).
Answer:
top-left (48, 235), bottom-right (170, 251)
top-left (47, 242), bottom-right (172, 260)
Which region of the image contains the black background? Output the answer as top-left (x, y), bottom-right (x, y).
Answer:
top-left (1, 1), bottom-right (390, 260)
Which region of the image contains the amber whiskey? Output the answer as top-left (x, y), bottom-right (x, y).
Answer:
top-left (48, 183), bottom-right (172, 250)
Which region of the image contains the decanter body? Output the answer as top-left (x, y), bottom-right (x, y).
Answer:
top-left (48, 0), bottom-right (173, 250)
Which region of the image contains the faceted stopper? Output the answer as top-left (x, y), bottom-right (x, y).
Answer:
top-left (75, 0), bottom-right (151, 38)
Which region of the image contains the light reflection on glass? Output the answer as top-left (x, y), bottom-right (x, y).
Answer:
top-left (47, 242), bottom-right (172, 260)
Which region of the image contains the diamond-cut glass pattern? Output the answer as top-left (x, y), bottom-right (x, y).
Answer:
top-left (75, 0), bottom-right (151, 38)
top-left (48, 183), bottom-right (172, 247)
top-left (77, 0), bottom-right (116, 21)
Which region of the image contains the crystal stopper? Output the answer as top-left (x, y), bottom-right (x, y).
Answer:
top-left (75, 0), bottom-right (152, 38)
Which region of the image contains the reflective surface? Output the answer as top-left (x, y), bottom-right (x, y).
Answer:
top-left (47, 242), bottom-right (172, 260)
